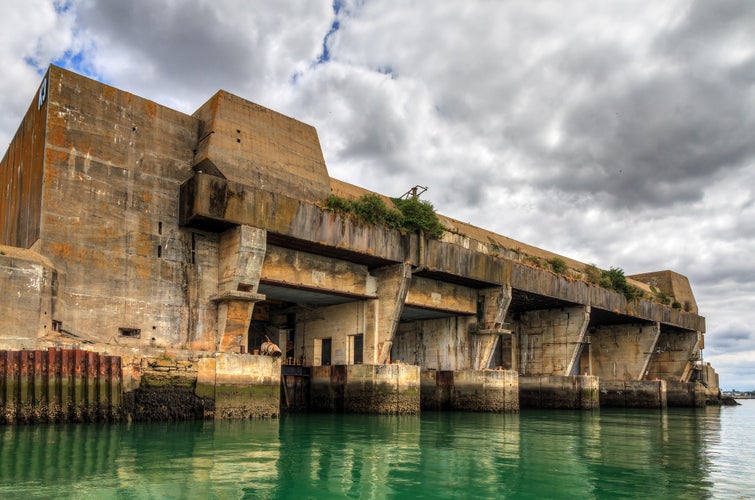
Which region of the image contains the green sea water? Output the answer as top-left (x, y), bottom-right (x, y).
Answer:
top-left (1, 400), bottom-right (753, 499)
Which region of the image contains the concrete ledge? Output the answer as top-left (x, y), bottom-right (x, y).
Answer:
top-left (311, 364), bottom-right (420, 414)
top-left (600, 380), bottom-right (667, 408)
top-left (519, 375), bottom-right (599, 410)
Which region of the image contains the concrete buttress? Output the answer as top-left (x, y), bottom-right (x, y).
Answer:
top-left (367, 263), bottom-right (412, 364)
top-left (471, 286), bottom-right (513, 370)
top-left (211, 225), bottom-right (265, 352)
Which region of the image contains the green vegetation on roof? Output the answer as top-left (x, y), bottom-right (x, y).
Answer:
top-left (322, 194), bottom-right (444, 239)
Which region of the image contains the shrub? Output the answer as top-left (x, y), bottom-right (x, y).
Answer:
top-left (323, 195), bottom-right (353, 214)
top-left (391, 197), bottom-right (444, 239)
top-left (584, 264), bottom-right (601, 284)
top-left (599, 267), bottom-right (643, 301)
top-left (548, 257), bottom-right (567, 274)
top-left (322, 194), bottom-right (444, 239)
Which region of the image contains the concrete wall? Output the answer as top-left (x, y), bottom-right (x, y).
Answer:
top-left (392, 316), bottom-right (478, 370)
top-left (667, 381), bottom-right (706, 407)
top-left (0, 247), bottom-right (58, 344)
top-left (516, 307), bottom-right (589, 376)
top-left (590, 323), bottom-right (660, 380)
top-left (646, 327), bottom-right (700, 382)
top-left (0, 77), bottom-right (46, 248)
top-left (297, 302), bottom-right (365, 367)
top-left (36, 66), bottom-right (200, 349)
top-left (192, 90), bottom-right (331, 203)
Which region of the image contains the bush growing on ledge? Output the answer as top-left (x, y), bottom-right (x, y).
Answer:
top-left (599, 267), bottom-right (643, 301)
top-left (548, 257), bottom-right (567, 274)
top-left (323, 194), bottom-right (444, 239)
top-left (390, 197), bottom-right (444, 239)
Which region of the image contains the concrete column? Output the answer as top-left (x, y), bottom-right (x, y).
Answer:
top-left (211, 225), bottom-right (266, 353)
top-left (517, 306), bottom-right (590, 376)
top-left (590, 322), bottom-right (660, 380)
top-left (471, 286), bottom-right (512, 370)
top-left (365, 263), bottom-right (412, 364)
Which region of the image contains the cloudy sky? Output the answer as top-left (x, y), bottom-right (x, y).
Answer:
top-left (3, 0), bottom-right (754, 389)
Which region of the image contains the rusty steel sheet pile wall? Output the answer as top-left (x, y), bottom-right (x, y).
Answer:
top-left (0, 349), bottom-right (122, 424)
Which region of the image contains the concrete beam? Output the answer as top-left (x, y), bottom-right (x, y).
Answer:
top-left (405, 276), bottom-right (477, 315)
top-left (180, 173), bottom-right (407, 263)
top-left (260, 245), bottom-right (374, 298)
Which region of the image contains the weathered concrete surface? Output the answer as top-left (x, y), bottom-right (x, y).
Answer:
top-left (646, 328), bottom-right (701, 382)
top-left (298, 302), bottom-right (363, 366)
top-left (405, 276), bottom-right (477, 316)
top-left (421, 369), bottom-right (518, 412)
top-left (368, 264), bottom-right (411, 364)
top-left (0, 247), bottom-right (58, 342)
top-left (600, 380), bottom-right (667, 408)
top-left (590, 323), bottom-right (660, 380)
top-left (33, 66), bottom-right (200, 348)
top-left (213, 353), bottom-right (280, 418)
top-left (192, 90), bottom-right (331, 203)
top-left (630, 270), bottom-right (698, 314)
top-left (181, 172), bottom-right (409, 264)
top-left (516, 307), bottom-right (589, 376)
top-left (667, 381), bottom-right (707, 408)
top-left (260, 245), bottom-right (374, 298)
top-left (392, 316), bottom-right (478, 370)
top-left (519, 375), bottom-right (599, 409)
top-left (0, 77), bottom-right (46, 248)
top-left (310, 364), bottom-right (420, 414)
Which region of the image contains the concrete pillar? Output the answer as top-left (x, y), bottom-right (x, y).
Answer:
top-left (517, 306), bottom-right (590, 376)
top-left (365, 263), bottom-right (412, 364)
top-left (590, 322), bottom-right (660, 380)
top-left (212, 225), bottom-right (266, 353)
top-left (197, 354), bottom-right (280, 419)
top-left (471, 286), bottom-right (512, 370)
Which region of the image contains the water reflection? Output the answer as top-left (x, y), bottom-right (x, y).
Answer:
top-left (0, 404), bottom-right (751, 499)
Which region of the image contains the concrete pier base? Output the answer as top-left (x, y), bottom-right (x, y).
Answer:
top-left (666, 381), bottom-right (706, 407)
top-left (600, 380), bottom-right (667, 408)
top-left (421, 369), bottom-right (519, 412)
top-left (311, 364), bottom-right (420, 414)
top-left (519, 375), bottom-right (599, 409)
top-left (196, 353), bottom-right (280, 419)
